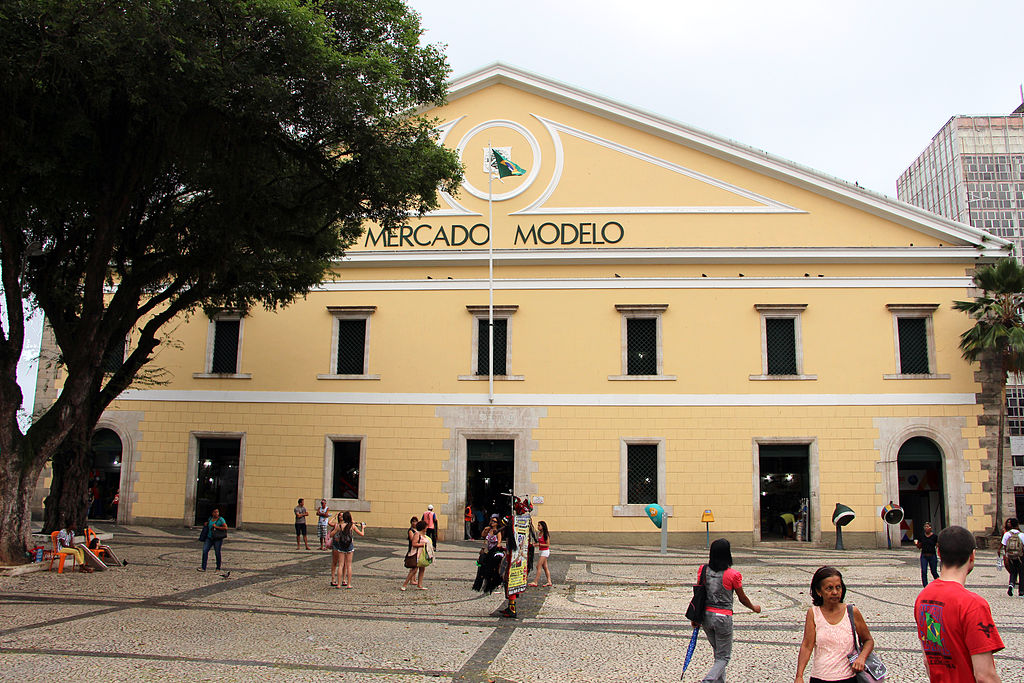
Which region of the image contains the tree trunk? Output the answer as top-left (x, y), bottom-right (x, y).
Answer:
top-left (993, 383), bottom-right (1007, 536)
top-left (0, 444), bottom-right (47, 565)
top-left (43, 423), bottom-right (92, 534)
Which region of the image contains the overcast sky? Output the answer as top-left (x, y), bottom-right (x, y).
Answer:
top-left (409, 0), bottom-right (1024, 197)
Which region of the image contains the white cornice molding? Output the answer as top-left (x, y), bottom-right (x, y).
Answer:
top-left (311, 276), bottom-right (975, 293)
top-left (116, 389), bottom-right (977, 407)
top-left (442, 63), bottom-right (1012, 250)
top-left (338, 246), bottom-right (1006, 268)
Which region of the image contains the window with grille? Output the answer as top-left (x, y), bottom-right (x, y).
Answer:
top-left (886, 304), bottom-right (940, 379)
top-left (323, 306), bottom-right (376, 379)
top-left (332, 441), bottom-right (360, 499)
top-left (897, 317), bottom-right (930, 374)
top-left (753, 304), bottom-right (810, 380)
top-left (626, 443), bottom-right (658, 505)
top-left (627, 318), bottom-right (657, 375)
top-left (336, 319), bottom-right (367, 374)
top-left (210, 319), bottom-right (240, 373)
top-left (613, 304), bottom-right (671, 380)
top-left (476, 318), bottom-right (507, 376)
top-left (465, 305), bottom-right (518, 379)
top-left (101, 337), bottom-right (126, 374)
top-left (765, 318), bottom-right (798, 375)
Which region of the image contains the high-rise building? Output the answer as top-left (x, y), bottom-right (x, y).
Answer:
top-left (898, 113), bottom-right (1024, 253)
top-left (898, 111), bottom-right (1024, 520)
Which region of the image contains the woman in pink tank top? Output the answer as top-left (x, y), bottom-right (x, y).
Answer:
top-left (794, 566), bottom-right (876, 683)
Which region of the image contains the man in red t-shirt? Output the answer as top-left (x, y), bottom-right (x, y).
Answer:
top-left (914, 525), bottom-right (1004, 682)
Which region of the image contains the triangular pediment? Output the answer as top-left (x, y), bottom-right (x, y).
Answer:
top-left (430, 114), bottom-right (800, 218)
top-left (411, 63), bottom-right (1009, 255)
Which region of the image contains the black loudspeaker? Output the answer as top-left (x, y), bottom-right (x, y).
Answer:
top-left (832, 503), bottom-right (855, 550)
top-left (832, 503), bottom-right (855, 527)
top-left (881, 502), bottom-right (904, 526)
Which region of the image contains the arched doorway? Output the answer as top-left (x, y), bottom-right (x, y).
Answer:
top-left (897, 436), bottom-right (946, 543)
top-left (89, 429), bottom-right (122, 520)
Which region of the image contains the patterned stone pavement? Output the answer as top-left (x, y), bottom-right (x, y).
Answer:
top-left (0, 525), bottom-right (1021, 682)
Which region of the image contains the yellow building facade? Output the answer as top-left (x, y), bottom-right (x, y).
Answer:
top-left (43, 65), bottom-right (1014, 546)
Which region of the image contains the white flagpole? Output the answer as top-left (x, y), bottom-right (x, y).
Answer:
top-left (488, 146), bottom-right (494, 404)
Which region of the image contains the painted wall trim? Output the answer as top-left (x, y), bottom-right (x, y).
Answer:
top-left (311, 276), bottom-right (974, 293)
top-left (116, 389), bottom-right (977, 407)
top-left (337, 248), bottom-right (1001, 268)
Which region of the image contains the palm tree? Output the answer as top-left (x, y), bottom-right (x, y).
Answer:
top-left (953, 257), bottom-right (1024, 535)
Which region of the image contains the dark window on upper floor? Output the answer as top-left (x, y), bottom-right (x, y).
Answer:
top-left (626, 318), bottom-right (657, 376)
top-left (765, 317), bottom-right (797, 375)
top-left (210, 319), bottom-right (240, 374)
top-left (476, 317), bottom-right (507, 376)
top-left (336, 319), bottom-right (367, 375)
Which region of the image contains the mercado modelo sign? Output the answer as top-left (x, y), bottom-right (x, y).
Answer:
top-left (363, 220), bottom-right (625, 248)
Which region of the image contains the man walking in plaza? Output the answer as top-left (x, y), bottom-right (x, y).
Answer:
top-left (294, 498), bottom-right (310, 550)
top-left (1000, 517), bottom-right (1023, 596)
top-left (916, 521), bottom-right (940, 586)
top-left (423, 504), bottom-right (438, 548)
top-left (914, 525), bottom-right (1004, 682)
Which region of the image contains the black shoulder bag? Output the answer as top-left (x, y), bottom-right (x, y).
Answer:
top-left (846, 604), bottom-right (887, 682)
top-left (685, 564), bottom-right (707, 622)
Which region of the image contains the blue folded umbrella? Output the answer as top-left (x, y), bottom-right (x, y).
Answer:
top-left (681, 625), bottom-right (699, 678)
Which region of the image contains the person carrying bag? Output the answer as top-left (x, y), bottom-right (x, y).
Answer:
top-left (198, 508), bottom-right (228, 572)
top-left (417, 534), bottom-right (434, 567)
top-left (692, 539), bottom-right (760, 683)
top-left (401, 520), bottom-right (428, 591)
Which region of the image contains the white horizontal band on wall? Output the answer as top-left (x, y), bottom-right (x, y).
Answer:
top-left (311, 276), bottom-right (973, 292)
top-left (338, 247), bottom-right (1000, 267)
top-left (116, 389), bottom-right (977, 407)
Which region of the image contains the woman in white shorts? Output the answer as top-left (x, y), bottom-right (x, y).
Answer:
top-left (529, 520), bottom-right (552, 587)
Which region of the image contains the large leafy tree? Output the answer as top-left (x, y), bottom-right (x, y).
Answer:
top-left (0, 0), bottom-right (462, 563)
top-left (953, 257), bottom-right (1024, 536)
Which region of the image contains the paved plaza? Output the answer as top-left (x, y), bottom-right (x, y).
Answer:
top-left (1, 526), bottom-right (1021, 682)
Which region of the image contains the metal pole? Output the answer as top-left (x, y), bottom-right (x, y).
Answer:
top-left (660, 515), bottom-right (667, 555)
top-left (487, 147), bottom-right (494, 405)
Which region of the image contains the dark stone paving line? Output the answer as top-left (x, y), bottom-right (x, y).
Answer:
top-left (452, 623), bottom-right (518, 682)
top-left (0, 646), bottom-right (452, 676)
top-left (0, 553), bottom-right (329, 638)
top-left (14, 589), bottom-right (1015, 636)
top-left (0, 603), bottom-right (129, 638)
top-left (451, 551), bottom-right (571, 682)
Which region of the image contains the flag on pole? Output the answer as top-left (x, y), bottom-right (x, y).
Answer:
top-left (491, 149), bottom-right (526, 179)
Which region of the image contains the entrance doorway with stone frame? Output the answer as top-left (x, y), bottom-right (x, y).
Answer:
top-left (874, 417), bottom-right (968, 548)
top-left (753, 438), bottom-right (820, 543)
top-left (897, 436), bottom-right (947, 543)
top-left (87, 428), bottom-right (122, 521)
top-left (437, 406), bottom-right (544, 544)
top-left (466, 439), bottom-right (515, 537)
top-left (186, 433), bottom-right (245, 528)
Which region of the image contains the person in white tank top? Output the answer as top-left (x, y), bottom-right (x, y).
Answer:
top-left (794, 566), bottom-right (876, 683)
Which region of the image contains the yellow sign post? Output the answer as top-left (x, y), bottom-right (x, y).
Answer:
top-left (701, 510), bottom-right (714, 548)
